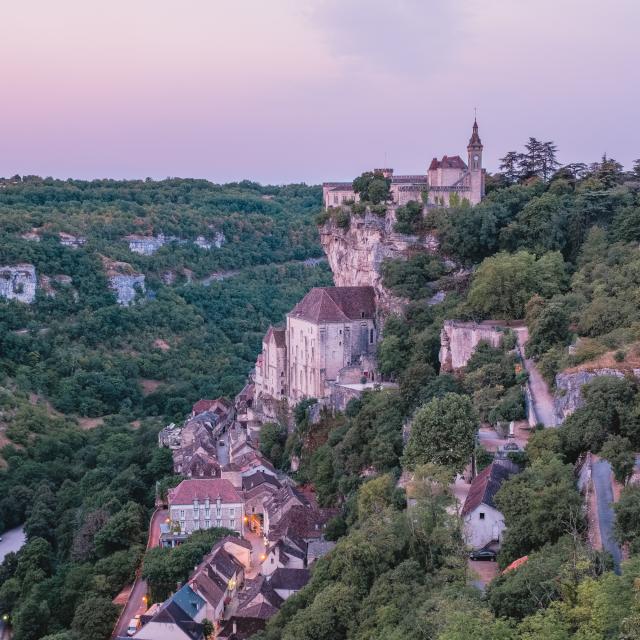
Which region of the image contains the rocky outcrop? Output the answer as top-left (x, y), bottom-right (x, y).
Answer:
top-left (102, 256), bottom-right (145, 306)
top-left (439, 320), bottom-right (505, 372)
top-left (319, 210), bottom-right (438, 316)
top-left (109, 274), bottom-right (145, 306)
top-left (125, 234), bottom-right (166, 255)
top-left (0, 264), bottom-right (37, 303)
top-left (554, 368), bottom-right (640, 423)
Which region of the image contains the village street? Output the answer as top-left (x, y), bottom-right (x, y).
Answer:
top-left (112, 508), bottom-right (167, 639)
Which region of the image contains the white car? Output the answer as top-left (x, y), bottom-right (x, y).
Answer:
top-left (127, 616), bottom-right (140, 636)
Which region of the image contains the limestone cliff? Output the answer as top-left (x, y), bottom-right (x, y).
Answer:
top-left (101, 256), bottom-right (146, 306)
top-left (319, 210), bottom-right (438, 315)
top-left (554, 368), bottom-right (640, 423)
top-left (0, 264), bottom-right (37, 303)
top-left (438, 320), bottom-right (506, 371)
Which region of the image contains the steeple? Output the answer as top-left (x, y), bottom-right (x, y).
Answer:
top-left (468, 118), bottom-right (482, 148)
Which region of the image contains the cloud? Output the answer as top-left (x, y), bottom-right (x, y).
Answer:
top-left (303, 0), bottom-right (472, 77)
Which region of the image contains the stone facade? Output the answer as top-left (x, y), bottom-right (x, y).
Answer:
top-left (322, 120), bottom-right (485, 209)
top-left (0, 264), bottom-right (37, 303)
top-left (253, 287), bottom-right (378, 410)
top-left (439, 320), bottom-right (505, 372)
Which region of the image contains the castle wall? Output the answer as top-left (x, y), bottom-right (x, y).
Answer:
top-left (439, 320), bottom-right (505, 372)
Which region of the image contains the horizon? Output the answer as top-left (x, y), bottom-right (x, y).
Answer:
top-left (2, 0), bottom-right (639, 182)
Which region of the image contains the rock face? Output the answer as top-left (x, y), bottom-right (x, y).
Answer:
top-left (319, 210), bottom-right (438, 316)
top-left (0, 264), bottom-right (37, 303)
top-left (126, 234), bottom-right (166, 255)
top-left (439, 320), bottom-right (505, 371)
top-left (109, 274), bottom-right (146, 306)
top-left (554, 368), bottom-right (640, 423)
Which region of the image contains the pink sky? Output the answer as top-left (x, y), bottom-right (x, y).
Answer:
top-left (1, 0), bottom-right (638, 183)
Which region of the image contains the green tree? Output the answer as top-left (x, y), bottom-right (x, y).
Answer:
top-left (403, 393), bottom-right (478, 474)
top-left (70, 596), bottom-right (118, 640)
top-left (614, 485), bottom-right (640, 552)
top-left (601, 434), bottom-right (635, 484)
top-left (467, 251), bottom-right (567, 320)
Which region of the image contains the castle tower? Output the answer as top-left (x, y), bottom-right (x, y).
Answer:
top-left (467, 118), bottom-right (484, 204)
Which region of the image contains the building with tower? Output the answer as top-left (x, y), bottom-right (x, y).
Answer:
top-left (323, 119), bottom-right (485, 208)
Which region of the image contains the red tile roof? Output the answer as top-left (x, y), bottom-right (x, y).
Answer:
top-left (264, 326), bottom-right (286, 348)
top-left (288, 287), bottom-right (376, 323)
top-left (168, 479), bottom-right (243, 505)
top-left (461, 460), bottom-right (520, 517)
top-left (192, 397), bottom-right (232, 416)
top-left (429, 155), bottom-right (468, 171)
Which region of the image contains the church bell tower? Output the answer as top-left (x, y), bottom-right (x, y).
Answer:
top-left (467, 118), bottom-right (484, 204)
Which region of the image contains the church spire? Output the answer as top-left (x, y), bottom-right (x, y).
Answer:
top-left (468, 118), bottom-right (482, 147)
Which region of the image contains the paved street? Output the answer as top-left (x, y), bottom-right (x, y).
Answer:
top-left (112, 508), bottom-right (167, 638)
top-left (515, 327), bottom-right (558, 427)
top-left (0, 525), bottom-right (25, 564)
top-left (592, 459), bottom-right (622, 573)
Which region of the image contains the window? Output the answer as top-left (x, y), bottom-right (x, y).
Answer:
top-left (180, 510), bottom-right (185, 520)
top-left (205, 519), bottom-right (210, 528)
top-left (230, 519), bottom-right (235, 529)
top-left (194, 521), bottom-right (200, 530)
top-left (216, 519), bottom-right (222, 527)
top-left (369, 328), bottom-right (374, 344)
top-left (479, 512), bottom-right (485, 520)
top-left (229, 508), bottom-right (235, 517)
top-left (205, 509), bottom-right (210, 518)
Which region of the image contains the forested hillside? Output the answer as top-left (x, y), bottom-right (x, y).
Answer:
top-left (259, 153), bottom-right (640, 640)
top-left (0, 178), bottom-right (330, 639)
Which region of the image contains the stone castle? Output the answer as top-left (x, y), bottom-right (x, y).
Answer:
top-left (322, 119), bottom-right (485, 208)
top-left (253, 286), bottom-right (380, 419)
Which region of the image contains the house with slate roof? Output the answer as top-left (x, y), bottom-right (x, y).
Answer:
top-left (461, 459), bottom-right (521, 549)
top-left (133, 599), bottom-right (203, 640)
top-left (268, 567), bottom-right (311, 600)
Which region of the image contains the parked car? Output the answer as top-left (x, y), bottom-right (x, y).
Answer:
top-left (127, 616), bottom-right (140, 636)
top-left (469, 548), bottom-right (497, 561)
top-left (219, 440), bottom-right (225, 446)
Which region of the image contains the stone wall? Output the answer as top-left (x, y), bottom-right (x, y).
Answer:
top-left (439, 320), bottom-right (505, 372)
top-left (0, 264), bottom-right (37, 303)
top-left (554, 368), bottom-right (640, 424)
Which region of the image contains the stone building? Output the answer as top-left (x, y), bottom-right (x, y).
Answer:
top-left (168, 478), bottom-right (245, 536)
top-left (322, 119), bottom-right (485, 208)
top-left (253, 286), bottom-right (378, 410)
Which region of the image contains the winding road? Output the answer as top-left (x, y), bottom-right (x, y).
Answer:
top-left (515, 327), bottom-right (558, 427)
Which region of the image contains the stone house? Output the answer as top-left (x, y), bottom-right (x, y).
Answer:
top-left (254, 326), bottom-right (287, 410)
top-left (261, 535), bottom-right (307, 577)
top-left (168, 479), bottom-right (245, 536)
top-left (322, 119), bottom-right (485, 208)
top-left (268, 567), bottom-right (311, 600)
top-left (242, 471), bottom-right (281, 525)
top-left (133, 599), bottom-right (203, 640)
top-left (461, 459), bottom-right (521, 550)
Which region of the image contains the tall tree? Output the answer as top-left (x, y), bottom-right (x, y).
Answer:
top-left (499, 151), bottom-right (521, 183)
top-left (403, 393), bottom-right (478, 474)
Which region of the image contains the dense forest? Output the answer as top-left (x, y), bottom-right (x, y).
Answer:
top-left (258, 152), bottom-right (640, 640)
top-left (0, 178), bottom-right (330, 639)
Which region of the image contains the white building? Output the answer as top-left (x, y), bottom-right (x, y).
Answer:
top-left (461, 459), bottom-right (520, 550)
top-left (168, 478), bottom-right (245, 536)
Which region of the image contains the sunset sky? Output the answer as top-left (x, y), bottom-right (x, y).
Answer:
top-left (1, 0), bottom-right (638, 183)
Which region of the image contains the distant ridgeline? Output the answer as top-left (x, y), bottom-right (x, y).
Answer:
top-left (0, 177), bottom-right (331, 417)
